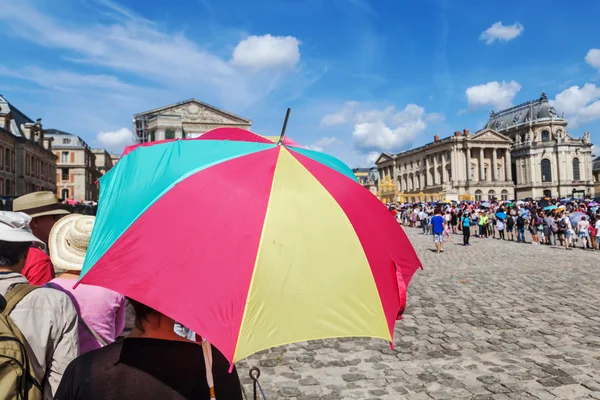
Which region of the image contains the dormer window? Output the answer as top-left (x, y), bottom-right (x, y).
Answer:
top-left (63, 138), bottom-right (71, 144)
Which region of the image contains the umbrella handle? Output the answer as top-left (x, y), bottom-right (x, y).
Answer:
top-left (250, 367), bottom-right (261, 400)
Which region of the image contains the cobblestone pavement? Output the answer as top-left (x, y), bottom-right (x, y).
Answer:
top-left (238, 227), bottom-right (600, 400)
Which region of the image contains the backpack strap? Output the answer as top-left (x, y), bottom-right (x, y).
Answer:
top-left (3, 284), bottom-right (39, 315)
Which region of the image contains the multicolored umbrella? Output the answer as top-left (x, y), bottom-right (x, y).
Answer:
top-left (543, 205), bottom-right (557, 211)
top-left (79, 127), bottom-right (421, 364)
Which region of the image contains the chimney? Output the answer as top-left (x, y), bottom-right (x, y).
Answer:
top-left (434, 134), bottom-right (440, 142)
top-left (463, 128), bottom-right (470, 136)
top-left (454, 131), bottom-right (461, 136)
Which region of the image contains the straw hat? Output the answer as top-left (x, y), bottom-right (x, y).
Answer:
top-left (13, 191), bottom-right (70, 219)
top-left (49, 214), bottom-right (95, 271)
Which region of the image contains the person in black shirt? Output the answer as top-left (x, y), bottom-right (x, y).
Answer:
top-left (54, 299), bottom-right (243, 400)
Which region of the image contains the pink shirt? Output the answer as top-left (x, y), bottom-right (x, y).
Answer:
top-left (48, 277), bottom-right (126, 354)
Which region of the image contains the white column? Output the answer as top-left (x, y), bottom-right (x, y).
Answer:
top-left (505, 149), bottom-right (511, 183)
top-left (479, 148), bottom-right (485, 182)
top-left (492, 148), bottom-right (498, 181)
top-left (466, 147), bottom-right (472, 182)
top-left (450, 146), bottom-right (457, 185)
top-left (433, 154), bottom-right (438, 185)
top-left (424, 157), bottom-right (429, 187)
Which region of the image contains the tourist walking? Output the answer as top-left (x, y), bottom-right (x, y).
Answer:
top-left (577, 216), bottom-right (590, 250)
top-left (0, 211), bottom-right (79, 399)
top-left (516, 213), bottom-right (526, 243)
top-left (431, 208), bottom-right (445, 253)
top-left (47, 214), bottom-right (126, 354)
top-left (12, 191), bottom-right (70, 285)
top-left (506, 214), bottom-right (515, 241)
top-left (497, 218), bottom-right (505, 240)
top-left (461, 212), bottom-right (471, 246)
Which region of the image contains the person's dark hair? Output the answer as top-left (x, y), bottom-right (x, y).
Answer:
top-left (0, 240), bottom-right (31, 267)
top-left (435, 207), bottom-right (442, 215)
top-left (127, 298), bottom-right (160, 333)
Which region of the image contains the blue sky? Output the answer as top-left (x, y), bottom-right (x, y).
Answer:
top-left (1, 0), bottom-right (599, 167)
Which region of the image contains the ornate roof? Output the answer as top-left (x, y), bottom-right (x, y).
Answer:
top-left (484, 92), bottom-right (564, 132)
top-left (0, 94), bottom-right (35, 138)
top-left (134, 98), bottom-right (252, 124)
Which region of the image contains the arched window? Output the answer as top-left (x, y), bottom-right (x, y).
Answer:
top-left (488, 190), bottom-right (496, 201)
top-left (61, 188), bottom-right (69, 201)
top-left (541, 159), bottom-right (552, 182)
top-left (573, 158), bottom-right (580, 181)
top-left (541, 130), bottom-right (550, 142)
top-left (501, 190), bottom-right (509, 201)
top-left (475, 190), bottom-right (483, 201)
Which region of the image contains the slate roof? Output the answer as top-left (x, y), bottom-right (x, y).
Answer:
top-left (0, 94), bottom-right (35, 137)
top-left (45, 129), bottom-right (90, 148)
top-left (484, 92), bottom-right (564, 132)
top-left (593, 156), bottom-right (600, 172)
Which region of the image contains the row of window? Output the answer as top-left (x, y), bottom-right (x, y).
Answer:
top-left (25, 154), bottom-right (55, 182)
top-left (0, 146), bottom-right (16, 173)
top-left (474, 190), bottom-right (510, 202)
top-left (540, 158), bottom-right (581, 183)
top-left (0, 178), bottom-right (15, 196)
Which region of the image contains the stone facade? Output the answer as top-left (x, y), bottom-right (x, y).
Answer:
top-left (353, 167), bottom-right (378, 197)
top-left (593, 156), bottom-right (600, 197)
top-left (376, 129), bottom-right (514, 203)
top-left (0, 95), bottom-right (57, 197)
top-left (376, 93), bottom-right (595, 202)
top-left (46, 130), bottom-right (102, 202)
top-left (485, 92), bottom-right (594, 199)
top-left (134, 99), bottom-right (251, 143)
top-left (91, 148), bottom-right (114, 176)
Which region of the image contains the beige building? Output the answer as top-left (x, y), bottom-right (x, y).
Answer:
top-left (376, 129), bottom-right (514, 203)
top-left (0, 95), bottom-right (57, 196)
top-left (134, 99), bottom-right (251, 143)
top-left (485, 92), bottom-right (594, 199)
top-left (376, 92), bottom-right (595, 202)
top-left (92, 148), bottom-right (114, 175)
top-left (593, 156), bottom-right (600, 197)
top-left (110, 153), bottom-right (120, 166)
top-left (46, 130), bottom-right (102, 202)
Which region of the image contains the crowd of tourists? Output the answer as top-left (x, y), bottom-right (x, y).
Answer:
top-left (390, 198), bottom-right (600, 251)
top-left (0, 191), bottom-right (242, 399)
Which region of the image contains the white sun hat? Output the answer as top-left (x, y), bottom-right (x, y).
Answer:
top-left (0, 211), bottom-right (43, 244)
top-left (49, 214), bottom-right (95, 272)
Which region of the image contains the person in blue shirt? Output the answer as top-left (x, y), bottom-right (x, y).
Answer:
top-left (461, 211), bottom-right (472, 246)
top-left (430, 207), bottom-right (446, 253)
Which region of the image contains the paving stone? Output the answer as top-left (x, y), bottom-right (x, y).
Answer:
top-left (238, 228), bottom-right (600, 399)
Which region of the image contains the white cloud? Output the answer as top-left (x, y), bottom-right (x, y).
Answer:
top-left (320, 102), bottom-right (359, 126)
top-left (552, 84), bottom-right (600, 128)
top-left (0, 66), bottom-right (134, 92)
top-left (231, 34), bottom-right (300, 70)
top-left (426, 112), bottom-right (445, 122)
top-left (479, 22), bottom-right (524, 44)
top-left (0, 0), bottom-right (312, 110)
top-left (366, 152), bottom-right (380, 165)
top-left (465, 80), bottom-right (521, 110)
top-left (305, 136), bottom-right (342, 152)
top-left (322, 103), bottom-right (441, 154)
top-left (96, 128), bottom-right (135, 152)
top-left (585, 49), bottom-right (600, 71)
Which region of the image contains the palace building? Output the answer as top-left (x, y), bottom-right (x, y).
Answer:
top-left (0, 95), bottom-right (57, 197)
top-left (375, 93), bottom-right (595, 202)
top-left (133, 99), bottom-right (252, 143)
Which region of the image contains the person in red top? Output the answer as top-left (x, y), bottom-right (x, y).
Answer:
top-left (12, 191), bottom-right (70, 285)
